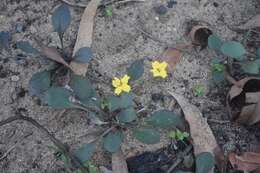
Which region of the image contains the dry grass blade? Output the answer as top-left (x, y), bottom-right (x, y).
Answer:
top-left (112, 148), bottom-right (129, 173)
top-left (69, 0), bottom-right (102, 76)
top-left (169, 92), bottom-right (224, 172)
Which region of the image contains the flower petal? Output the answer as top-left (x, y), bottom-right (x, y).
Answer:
top-left (122, 84), bottom-right (131, 93)
top-left (151, 69), bottom-right (161, 77)
top-left (121, 75), bottom-right (130, 84)
top-left (159, 61), bottom-right (168, 69)
top-left (160, 70), bottom-right (168, 78)
top-left (115, 87), bottom-right (122, 95)
top-left (152, 61), bottom-right (160, 69)
top-left (112, 77), bottom-right (121, 87)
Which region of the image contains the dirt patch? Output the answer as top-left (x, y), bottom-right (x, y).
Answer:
top-left (0, 0), bottom-right (259, 172)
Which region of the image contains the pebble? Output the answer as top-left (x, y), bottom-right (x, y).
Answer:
top-left (154, 5), bottom-right (168, 15)
top-left (11, 75), bottom-right (20, 82)
top-left (16, 23), bottom-right (25, 33)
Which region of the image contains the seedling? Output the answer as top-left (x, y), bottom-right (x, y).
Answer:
top-left (208, 34), bottom-right (260, 84)
top-left (168, 129), bottom-right (189, 141)
top-left (104, 5), bottom-right (113, 17)
top-left (193, 84), bottom-right (205, 97)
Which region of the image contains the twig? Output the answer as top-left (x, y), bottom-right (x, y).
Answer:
top-left (166, 145), bottom-right (193, 173)
top-left (0, 145), bottom-right (16, 161)
top-left (207, 119), bottom-right (230, 124)
top-left (0, 114), bottom-right (89, 173)
top-left (60, 0), bottom-right (145, 8)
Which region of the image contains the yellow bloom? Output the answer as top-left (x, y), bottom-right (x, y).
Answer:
top-left (112, 75), bottom-right (131, 95)
top-left (151, 61), bottom-right (168, 78)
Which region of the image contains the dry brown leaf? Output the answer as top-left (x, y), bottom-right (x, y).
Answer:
top-left (169, 92), bottom-right (224, 172)
top-left (189, 25), bottom-right (212, 49)
top-left (112, 148), bottom-right (129, 173)
top-left (236, 14), bottom-right (260, 30)
top-left (69, 0), bottom-right (102, 76)
top-left (39, 46), bottom-right (70, 68)
top-left (237, 104), bottom-right (256, 125)
top-left (246, 92), bottom-right (260, 104)
top-left (229, 152), bottom-right (260, 172)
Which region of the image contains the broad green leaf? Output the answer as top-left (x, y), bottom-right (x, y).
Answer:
top-left (44, 87), bottom-right (72, 108)
top-left (106, 93), bottom-right (133, 112)
top-left (0, 31), bottom-right (11, 50)
top-left (52, 4), bottom-right (71, 34)
top-left (208, 34), bottom-right (222, 51)
top-left (103, 131), bottom-right (123, 153)
top-left (220, 41), bottom-right (246, 59)
top-left (196, 152), bottom-right (215, 173)
top-left (70, 74), bottom-right (94, 100)
top-left (28, 70), bottom-right (51, 97)
top-left (60, 154), bottom-right (71, 169)
top-left (74, 143), bottom-right (96, 163)
top-left (147, 110), bottom-right (182, 128)
top-left (127, 59), bottom-right (144, 81)
top-left (118, 108), bottom-right (137, 123)
top-left (16, 41), bottom-right (39, 54)
top-left (242, 61), bottom-right (259, 74)
top-left (74, 47), bottom-right (93, 63)
top-left (133, 128), bottom-right (160, 144)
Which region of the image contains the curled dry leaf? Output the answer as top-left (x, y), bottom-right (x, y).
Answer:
top-left (236, 14), bottom-right (260, 30)
top-left (189, 25), bottom-right (212, 49)
top-left (169, 92), bottom-right (224, 172)
top-left (227, 77), bottom-right (260, 125)
top-left (39, 45), bottom-right (70, 68)
top-left (70, 0), bottom-right (102, 76)
top-left (112, 148), bottom-right (129, 173)
top-left (229, 152), bottom-right (260, 173)
top-left (161, 44), bottom-right (192, 71)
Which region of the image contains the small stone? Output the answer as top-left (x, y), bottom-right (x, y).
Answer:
top-left (11, 75), bottom-right (20, 82)
top-left (16, 23), bottom-right (25, 33)
top-left (155, 16), bottom-right (159, 21)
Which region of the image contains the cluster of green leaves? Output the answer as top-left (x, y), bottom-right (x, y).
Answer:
top-left (208, 34), bottom-right (260, 84)
top-left (168, 129), bottom-right (189, 141)
top-left (192, 84), bottom-right (205, 97)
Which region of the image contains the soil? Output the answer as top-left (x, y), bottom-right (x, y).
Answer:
top-left (0, 0), bottom-right (259, 173)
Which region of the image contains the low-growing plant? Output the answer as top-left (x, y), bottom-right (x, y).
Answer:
top-left (0, 3), bottom-right (216, 172)
top-left (208, 34), bottom-right (260, 84)
top-left (168, 129), bottom-right (189, 141)
top-left (193, 84), bottom-right (205, 97)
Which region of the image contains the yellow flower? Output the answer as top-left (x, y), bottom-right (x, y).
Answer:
top-left (151, 61), bottom-right (168, 78)
top-left (112, 75), bottom-right (131, 95)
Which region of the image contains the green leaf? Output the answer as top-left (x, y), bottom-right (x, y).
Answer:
top-left (127, 59), bottom-right (144, 81)
top-left (28, 70), bottom-right (51, 97)
top-left (106, 93), bottom-right (133, 112)
top-left (193, 84), bottom-right (205, 97)
top-left (105, 5), bottom-right (113, 17)
top-left (76, 161), bottom-right (98, 173)
top-left (133, 128), bottom-right (160, 144)
top-left (241, 61), bottom-right (259, 74)
top-left (74, 143), bottom-right (96, 163)
top-left (44, 87), bottom-right (72, 108)
top-left (0, 31), bottom-right (11, 50)
top-left (16, 41), bottom-right (39, 54)
top-left (147, 110), bottom-right (182, 128)
top-left (103, 131), bottom-right (123, 153)
top-left (74, 47), bottom-right (93, 63)
top-left (52, 4), bottom-right (71, 34)
top-left (168, 131), bottom-right (176, 139)
top-left (208, 34), bottom-right (222, 51)
top-left (220, 41), bottom-right (246, 59)
top-left (196, 152), bottom-right (215, 173)
top-left (118, 108), bottom-right (137, 123)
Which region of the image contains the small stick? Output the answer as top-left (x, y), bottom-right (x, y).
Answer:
top-left (0, 145), bottom-right (16, 161)
top-left (60, 0), bottom-right (145, 8)
top-left (207, 119), bottom-right (230, 124)
top-left (166, 145), bottom-right (193, 173)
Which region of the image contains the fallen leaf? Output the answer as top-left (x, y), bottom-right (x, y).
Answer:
top-left (70, 0), bottom-right (102, 76)
top-left (39, 45), bottom-right (70, 68)
top-left (227, 77), bottom-right (260, 125)
top-left (112, 148), bottom-right (129, 173)
top-left (169, 92), bottom-right (224, 172)
top-left (100, 166), bottom-right (113, 173)
top-left (236, 14), bottom-right (260, 30)
top-left (229, 152), bottom-right (260, 172)
top-left (189, 25), bottom-right (212, 49)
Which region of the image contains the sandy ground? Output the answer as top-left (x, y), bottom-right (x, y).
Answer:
top-left (0, 0), bottom-right (259, 172)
